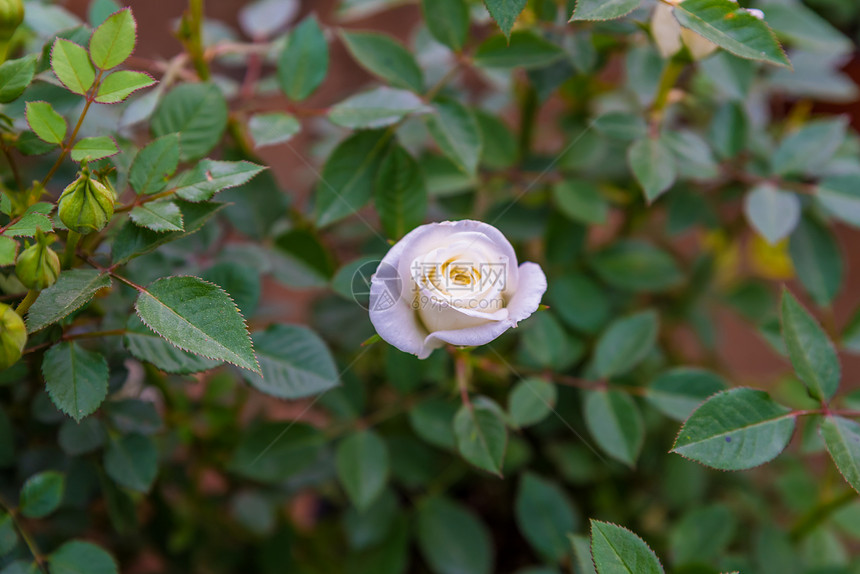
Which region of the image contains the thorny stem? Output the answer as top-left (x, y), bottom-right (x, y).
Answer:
top-left (14, 290), bottom-right (38, 316)
top-left (0, 497), bottom-right (49, 574)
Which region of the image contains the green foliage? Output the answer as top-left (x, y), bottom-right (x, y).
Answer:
top-left (43, 341), bottom-right (109, 421)
top-left (19, 471), bottom-right (65, 519)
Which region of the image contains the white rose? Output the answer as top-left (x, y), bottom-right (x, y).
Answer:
top-left (369, 220), bottom-right (547, 359)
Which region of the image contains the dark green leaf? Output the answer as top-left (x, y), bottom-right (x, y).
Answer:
top-left (454, 400), bottom-right (507, 475)
top-left (200, 262), bottom-right (261, 317)
top-left (820, 416), bottom-right (860, 493)
top-left (27, 270), bottom-right (111, 333)
top-left (408, 398), bottom-right (458, 451)
top-left (104, 433), bottom-right (158, 492)
top-left (124, 315), bottom-right (220, 374)
top-left (546, 273), bottom-right (610, 334)
top-left (340, 30), bottom-right (424, 93)
top-left (628, 137), bottom-right (676, 203)
top-left (417, 496), bottom-right (493, 574)
top-left (789, 214), bottom-right (842, 307)
top-left (590, 520), bottom-right (664, 574)
top-left (58, 417), bottom-right (106, 456)
top-left (485, 0), bottom-right (527, 38)
top-left (422, 0), bottom-right (468, 51)
top-left (336, 430), bottom-right (389, 511)
top-left (152, 83), bottom-right (228, 161)
top-left (473, 31), bottom-right (565, 69)
top-left (20, 471), bottom-right (65, 519)
top-left (51, 39), bottom-right (95, 95)
top-left (475, 111), bottom-right (517, 169)
top-left (584, 390), bottom-right (644, 467)
top-left (0, 55), bottom-right (37, 103)
top-left (374, 145), bottom-right (427, 239)
top-left (0, 512), bottom-right (17, 555)
top-left (230, 422), bottom-right (325, 483)
top-left (669, 504), bottom-right (736, 566)
top-left (646, 367), bottom-right (727, 421)
top-left (42, 342), bottom-right (109, 422)
top-left (50, 541), bottom-right (117, 574)
top-left (781, 289), bottom-right (840, 402)
top-left (129, 133), bottom-right (181, 194)
top-left (515, 473), bottom-right (577, 562)
top-left (277, 15), bottom-right (328, 101)
top-left (508, 377), bottom-right (556, 428)
top-left (425, 98), bottom-right (481, 176)
top-left (89, 8), bottom-right (136, 69)
top-left (571, 0), bottom-right (642, 21)
top-left (590, 240), bottom-right (683, 292)
top-left (26, 101), bottom-right (66, 145)
top-left (594, 310), bottom-right (658, 379)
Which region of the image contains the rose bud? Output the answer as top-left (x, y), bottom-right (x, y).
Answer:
top-left (15, 230), bottom-right (60, 291)
top-left (0, 303), bottom-right (26, 370)
top-left (0, 0), bottom-right (23, 41)
top-left (369, 220), bottom-right (547, 359)
top-left (58, 166), bottom-right (115, 234)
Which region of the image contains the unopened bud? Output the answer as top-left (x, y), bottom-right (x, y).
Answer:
top-left (0, 0), bottom-right (24, 41)
top-left (0, 303), bottom-right (25, 370)
top-left (15, 231), bottom-right (60, 290)
top-left (58, 166), bottom-right (115, 234)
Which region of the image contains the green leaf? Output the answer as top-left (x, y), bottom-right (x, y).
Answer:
top-left (172, 160), bottom-right (266, 202)
top-left (0, 512), bottom-right (17, 555)
top-left (129, 201), bottom-right (184, 232)
top-left (673, 0), bottom-right (791, 68)
top-left (230, 422), bottom-right (325, 483)
top-left (672, 388), bottom-right (796, 470)
top-left (590, 240), bottom-right (683, 292)
top-left (200, 262), bottom-right (261, 317)
top-left (135, 276), bottom-right (259, 373)
top-left (416, 496), bottom-right (493, 574)
top-left (315, 129), bottom-right (392, 227)
top-left (817, 174), bottom-right (860, 228)
top-left (0, 237), bottom-right (18, 267)
top-left (570, 534), bottom-right (597, 574)
top-left (152, 83), bottom-right (228, 161)
top-left (124, 315), bottom-right (220, 374)
top-left (58, 417), bottom-right (106, 456)
top-left (95, 70), bottom-right (155, 103)
top-left (781, 289), bottom-right (840, 403)
top-left (4, 203), bottom-right (52, 237)
top-left (584, 390), bottom-right (644, 467)
top-left (89, 8), bottom-right (136, 69)
top-left (277, 15), bottom-right (328, 101)
top-left (744, 184), bottom-right (800, 245)
top-left (42, 342), bottom-right (109, 422)
top-left (508, 377), bottom-right (556, 428)
top-left (238, 0), bottom-right (297, 39)
top-left (709, 101), bottom-right (747, 159)
top-left (669, 504), bottom-right (736, 567)
top-left (340, 30), bottom-right (423, 93)
top-left (26, 101), bottom-right (67, 145)
top-left (628, 137), bottom-right (677, 203)
top-left (453, 399), bottom-right (507, 475)
top-left (19, 471), bottom-right (65, 519)
top-left (520, 312), bottom-right (583, 371)
top-left (594, 310), bottom-right (658, 379)
top-left (590, 520), bottom-right (664, 574)
top-left (475, 111), bottom-right (517, 169)
top-left (425, 98), bottom-right (481, 176)
top-left (70, 136), bottom-right (118, 162)
top-left (374, 145), bottom-right (427, 239)
top-left (104, 433), bottom-right (158, 492)
top-left (646, 367), bottom-right (727, 421)
top-left (329, 87), bottom-right (431, 129)
top-left (240, 324), bottom-right (339, 399)
top-left (129, 133), bottom-right (181, 194)
top-left (515, 472), bottom-right (577, 562)
top-left (546, 272), bottom-right (610, 334)
top-left (50, 541), bottom-right (117, 574)
top-left (0, 55), bottom-right (37, 103)
top-left (248, 112), bottom-right (301, 148)
top-left (789, 215), bottom-right (842, 307)
top-left (552, 179), bottom-right (608, 225)
top-left (336, 430), bottom-right (389, 511)
top-left (593, 112), bottom-right (647, 141)
top-left (89, 0), bottom-right (121, 26)
top-left (761, 2), bottom-right (853, 56)
top-left (422, 0), bottom-right (468, 51)
top-left (570, 0), bottom-right (642, 21)
top-left (820, 416), bottom-right (860, 493)
top-left (269, 229), bottom-right (335, 288)
top-left (51, 38), bottom-right (95, 95)
top-left (27, 270), bottom-right (112, 333)
top-left (771, 118), bottom-right (847, 176)
top-left (473, 31), bottom-right (565, 69)
top-left (408, 398), bottom-right (458, 451)
top-left (485, 0), bottom-right (527, 38)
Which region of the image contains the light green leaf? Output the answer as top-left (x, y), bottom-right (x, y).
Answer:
top-left (124, 315), bottom-right (220, 374)
top-left (508, 377), bottom-right (556, 428)
top-left (590, 240), bottom-right (683, 292)
top-left (0, 55), bottom-right (38, 103)
top-left (473, 31), bottom-right (565, 69)
top-left (315, 129), bottom-right (392, 227)
top-left (594, 310), bottom-right (659, 379)
top-left (820, 416), bottom-right (860, 493)
top-left (761, 2), bottom-right (853, 56)
top-left (248, 112), bottom-right (301, 147)
top-left (425, 98), bottom-right (481, 176)
top-left (135, 276), bottom-right (259, 373)
top-left (673, 0), bottom-right (790, 68)
top-left (744, 184), bottom-right (800, 245)
top-left (329, 86), bottom-right (431, 129)
top-left (416, 496), bottom-right (493, 574)
top-left (584, 390), bottom-right (644, 467)
top-left (552, 179), bottom-right (608, 225)
top-left (129, 201), bottom-right (184, 232)
top-left (374, 145), bottom-right (427, 239)
top-left (277, 15), bottom-right (328, 101)
top-left (172, 160), bottom-right (266, 202)
top-left (50, 541), bottom-right (117, 574)
top-left (593, 112), bottom-right (647, 141)
top-left (70, 136), bottom-right (118, 162)
top-left (336, 430), bottom-right (389, 511)
top-left (4, 203), bottom-right (52, 237)
top-left (781, 289), bottom-right (840, 403)
top-left (485, 0), bottom-right (527, 38)
top-left (422, 0), bottom-right (468, 51)
top-left (51, 38), bottom-right (95, 95)
top-left (129, 133), bottom-right (181, 194)
top-left (817, 174), bottom-right (860, 228)
top-left (42, 342), bottom-right (109, 422)
top-left (238, 0), bottom-right (297, 39)
top-left (26, 101), bottom-right (67, 145)
top-left (340, 30), bottom-right (424, 93)
top-left (571, 0), bottom-right (642, 21)
top-left (0, 237), bottom-right (18, 267)
top-left (151, 83), bottom-right (228, 161)
top-left (672, 388), bottom-right (796, 470)
top-left (89, 8), bottom-right (136, 69)
top-left (515, 472), bottom-right (577, 562)
top-left (628, 137), bottom-right (677, 203)
top-left (646, 367), bottom-right (727, 421)
top-left (771, 118), bottom-right (847, 176)
top-left (19, 471), bottom-right (65, 519)
top-left (570, 534), bottom-right (597, 574)
top-left (241, 324), bottom-right (339, 399)
top-left (27, 270), bottom-right (112, 333)
top-left (590, 520), bottom-right (664, 574)
top-left (104, 433), bottom-right (157, 492)
top-left (453, 399), bottom-right (507, 476)
top-left (95, 70), bottom-right (156, 103)
top-left (789, 215), bottom-right (842, 308)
